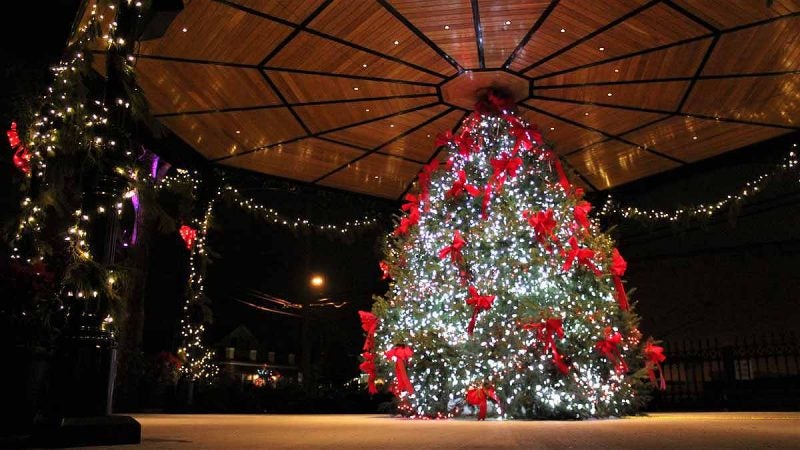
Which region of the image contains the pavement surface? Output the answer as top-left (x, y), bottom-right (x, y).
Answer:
top-left (78, 412), bottom-right (800, 449)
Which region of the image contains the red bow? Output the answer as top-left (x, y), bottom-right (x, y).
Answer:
top-left (466, 384), bottom-right (499, 420)
top-left (379, 261), bottom-right (391, 280)
top-left (595, 327), bottom-right (628, 374)
top-left (490, 154), bottom-right (523, 193)
top-left (7, 122), bottom-right (31, 175)
top-left (509, 123), bottom-right (542, 155)
top-left (562, 236), bottom-right (601, 275)
top-left (417, 159), bottom-right (439, 209)
top-left (359, 310), bottom-right (378, 352)
top-left (435, 130), bottom-right (454, 148)
top-left (359, 352), bottom-right (378, 394)
top-left (551, 157), bottom-right (570, 192)
top-left (465, 286), bottom-right (495, 336)
top-left (480, 183), bottom-right (493, 220)
top-left (573, 201), bottom-right (592, 231)
top-left (645, 340), bottom-right (667, 390)
top-left (446, 170), bottom-right (480, 200)
top-left (523, 208), bottom-right (558, 250)
top-left (394, 194), bottom-right (421, 236)
top-left (521, 318), bottom-right (570, 374)
top-left (438, 230), bottom-right (466, 266)
top-left (179, 225), bottom-right (197, 250)
top-left (610, 248), bottom-right (629, 311)
top-left (385, 345), bottom-right (414, 394)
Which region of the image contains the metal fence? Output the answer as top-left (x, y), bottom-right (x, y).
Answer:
top-left (650, 333), bottom-right (800, 411)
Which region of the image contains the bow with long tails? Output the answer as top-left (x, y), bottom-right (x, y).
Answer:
top-left (359, 352), bottom-right (378, 394)
top-left (7, 122), bottom-right (31, 174)
top-left (595, 327), bottom-right (628, 374)
top-left (465, 286), bottom-right (495, 335)
top-left (438, 230), bottom-right (466, 266)
top-left (523, 208), bottom-right (558, 250)
top-left (509, 123), bottom-right (542, 155)
top-left (385, 345), bottom-right (414, 394)
top-left (446, 170), bottom-right (480, 200)
top-left (610, 248), bottom-right (629, 311)
top-left (573, 201), bottom-right (592, 231)
top-left (562, 236), bottom-right (601, 275)
top-left (394, 194), bottom-right (420, 236)
top-left (645, 340), bottom-right (667, 390)
top-left (521, 318), bottom-right (570, 374)
top-left (490, 154), bottom-right (523, 193)
top-left (551, 156), bottom-right (571, 192)
top-left (359, 310), bottom-right (378, 352)
top-left (466, 383), bottom-right (500, 420)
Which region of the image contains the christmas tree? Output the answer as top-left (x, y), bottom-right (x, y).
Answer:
top-left (360, 91), bottom-right (665, 420)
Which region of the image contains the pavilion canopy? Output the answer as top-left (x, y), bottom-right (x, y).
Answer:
top-left (100, 0), bottom-right (800, 199)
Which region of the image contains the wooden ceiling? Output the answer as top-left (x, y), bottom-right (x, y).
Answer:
top-left (115, 0), bottom-right (800, 198)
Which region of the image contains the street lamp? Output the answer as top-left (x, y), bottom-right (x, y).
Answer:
top-left (310, 275), bottom-right (324, 288)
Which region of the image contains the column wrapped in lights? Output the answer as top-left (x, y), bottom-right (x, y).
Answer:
top-left (364, 91), bottom-right (660, 420)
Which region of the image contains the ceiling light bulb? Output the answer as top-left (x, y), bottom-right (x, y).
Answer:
top-left (614, 69), bottom-right (619, 73)
top-left (599, 47), bottom-right (605, 51)
top-left (692, 136), bottom-right (698, 140)
top-left (393, 40), bottom-right (399, 45)
top-left (550, 127), bottom-right (555, 131)
top-left (353, 87), bottom-right (359, 91)
top-left (584, 112), bottom-right (590, 116)
top-left (560, 28), bottom-right (566, 33)
top-left (390, 124), bottom-right (395, 128)
top-left (607, 92), bottom-right (613, 96)
top-left (505, 20), bottom-right (512, 25)
top-left (181, 27), bottom-right (188, 33)
top-left (362, 63), bottom-right (368, 68)
top-left (365, 108), bottom-right (370, 112)
top-left (444, 25), bottom-right (450, 30)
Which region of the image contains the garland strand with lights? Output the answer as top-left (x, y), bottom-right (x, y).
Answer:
top-left (598, 145), bottom-right (799, 223)
top-left (363, 92), bottom-right (663, 420)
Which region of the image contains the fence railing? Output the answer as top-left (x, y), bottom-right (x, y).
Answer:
top-left (650, 333), bottom-right (800, 410)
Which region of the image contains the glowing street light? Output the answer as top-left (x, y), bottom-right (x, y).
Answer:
top-left (310, 275), bottom-right (324, 288)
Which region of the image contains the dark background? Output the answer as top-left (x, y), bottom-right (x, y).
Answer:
top-left (2, 0), bottom-right (798, 391)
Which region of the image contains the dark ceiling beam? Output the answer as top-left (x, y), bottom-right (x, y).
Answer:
top-left (675, 35), bottom-right (719, 113)
top-left (521, 102), bottom-right (687, 165)
top-left (502, 0), bottom-right (559, 69)
top-left (378, 0), bottom-right (463, 73)
top-left (470, 0), bottom-right (485, 69)
top-left (213, 0), bottom-right (448, 80)
top-left (262, 67), bottom-right (438, 87)
top-left (312, 108), bottom-right (456, 183)
top-left (533, 70), bottom-right (800, 90)
top-left (153, 93), bottom-right (439, 118)
top-left (563, 116), bottom-right (675, 156)
top-left (662, 0), bottom-right (719, 33)
top-left (260, 71), bottom-right (312, 135)
top-left (256, 0), bottom-right (333, 67)
top-left (397, 110), bottom-right (471, 200)
top-left (519, 0), bottom-right (660, 74)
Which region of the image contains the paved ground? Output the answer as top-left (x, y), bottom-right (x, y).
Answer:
top-left (82, 412), bottom-right (800, 449)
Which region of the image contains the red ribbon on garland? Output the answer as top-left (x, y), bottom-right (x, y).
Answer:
top-left (438, 230), bottom-right (466, 266)
top-left (573, 201), bottom-right (592, 231)
top-left (521, 318), bottom-right (570, 374)
top-left (179, 225), bottom-right (197, 250)
top-left (359, 310), bottom-right (378, 352)
top-left (562, 236), bottom-right (601, 275)
top-left (645, 340), bottom-right (667, 390)
top-left (465, 285), bottom-right (495, 335)
top-left (385, 345), bottom-right (414, 394)
top-left (551, 157), bottom-right (570, 192)
top-left (466, 384), bottom-right (500, 420)
top-left (523, 208), bottom-right (558, 250)
top-left (610, 248), bottom-right (629, 311)
top-left (359, 351), bottom-right (378, 394)
top-left (595, 327), bottom-right (628, 374)
top-left (394, 194), bottom-right (421, 236)
top-left (7, 122), bottom-right (31, 174)
top-left (446, 170), bottom-right (480, 200)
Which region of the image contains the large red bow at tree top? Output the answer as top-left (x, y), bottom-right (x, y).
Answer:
top-left (595, 327), bottom-right (628, 374)
top-left (466, 383), bottom-right (500, 420)
top-left (385, 345), bottom-right (414, 395)
top-left (521, 317), bottom-right (570, 374)
top-left (644, 340), bottom-right (667, 390)
top-left (465, 285), bottom-right (495, 336)
top-left (610, 248), bottom-right (629, 311)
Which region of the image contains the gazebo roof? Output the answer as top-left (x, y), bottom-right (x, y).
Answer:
top-left (105, 0), bottom-right (800, 198)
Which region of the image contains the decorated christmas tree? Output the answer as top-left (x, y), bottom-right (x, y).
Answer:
top-left (360, 91), bottom-right (665, 420)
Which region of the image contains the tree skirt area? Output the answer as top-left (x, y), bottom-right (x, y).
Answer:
top-left (73, 412), bottom-right (800, 449)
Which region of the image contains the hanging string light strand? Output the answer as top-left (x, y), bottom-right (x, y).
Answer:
top-left (598, 146), bottom-right (798, 222)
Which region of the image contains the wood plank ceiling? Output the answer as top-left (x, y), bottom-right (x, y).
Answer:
top-left (119, 0), bottom-right (800, 198)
